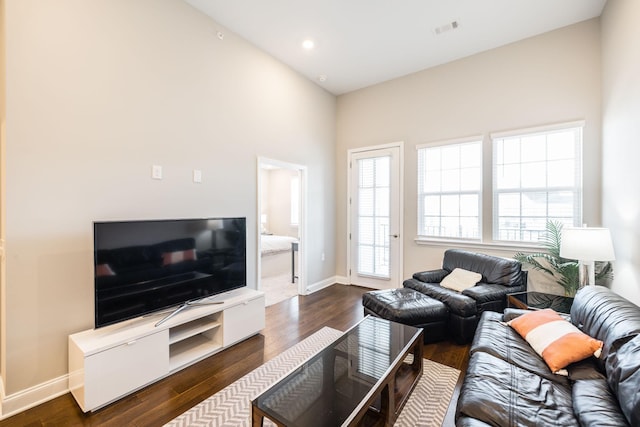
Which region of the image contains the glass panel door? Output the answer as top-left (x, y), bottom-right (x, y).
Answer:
top-left (349, 145), bottom-right (401, 289)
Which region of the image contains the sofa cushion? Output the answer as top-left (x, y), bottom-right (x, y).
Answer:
top-left (440, 268), bottom-right (481, 292)
top-left (605, 334), bottom-right (640, 426)
top-left (403, 278), bottom-right (477, 316)
top-left (442, 249), bottom-right (524, 287)
top-left (566, 357), bottom-right (607, 381)
top-left (463, 283), bottom-right (519, 305)
top-left (508, 309), bottom-right (603, 374)
top-left (572, 378), bottom-right (630, 427)
top-left (456, 351), bottom-right (579, 426)
top-left (471, 311), bottom-right (570, 386)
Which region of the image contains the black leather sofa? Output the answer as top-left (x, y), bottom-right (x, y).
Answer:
top-left (456, 286), bottom-right (640, 426)
top-left (403, 249), bottom-right (527, 343)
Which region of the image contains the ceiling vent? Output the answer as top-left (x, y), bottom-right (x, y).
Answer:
top-left (434, 21), bottom-right (459, 35)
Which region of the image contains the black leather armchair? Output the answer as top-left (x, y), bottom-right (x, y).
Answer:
top-left (403, 249), bottom-right (527, 343)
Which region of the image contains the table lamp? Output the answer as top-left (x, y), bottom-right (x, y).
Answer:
top-left (560, 226), bottom-right (615, 287)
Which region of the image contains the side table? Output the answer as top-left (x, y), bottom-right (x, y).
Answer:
top-left (507, 291), bottom-right (574, 315)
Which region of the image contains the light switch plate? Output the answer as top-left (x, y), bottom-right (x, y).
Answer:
top-left (193, 169), bottom-right (202, 183)
top-left (152, 165), bottom-right (162, 180)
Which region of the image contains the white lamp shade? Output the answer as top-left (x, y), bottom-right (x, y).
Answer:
top-left (560, 227), bottom-right (615, 261)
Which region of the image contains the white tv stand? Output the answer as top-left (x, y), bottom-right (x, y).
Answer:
top-left (68, 288), bottom-right (265, 412)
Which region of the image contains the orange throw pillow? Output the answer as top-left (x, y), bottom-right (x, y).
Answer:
top-left (508, 308), bottom-right (603, 374)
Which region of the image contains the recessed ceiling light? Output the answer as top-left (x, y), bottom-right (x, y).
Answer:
top-left (302, 39), bottom-right (315, 50)
top-left (318, 75), bottom-right (327, 82)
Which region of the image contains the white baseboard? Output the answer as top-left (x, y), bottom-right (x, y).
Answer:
top-left (0, 374), bottom-right (69, 420)
top-left (334, 275), bottom-right (349, 285)
top-left (305, 276), bottom-right (339, 294)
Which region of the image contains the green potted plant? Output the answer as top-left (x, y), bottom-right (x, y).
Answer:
top-left (514, 220), bottom-right (613, 297)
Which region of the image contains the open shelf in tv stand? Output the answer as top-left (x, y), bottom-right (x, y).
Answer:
top-left (168, 313), bottom-right (222, 371)
top-left (68, 288), bottom-right (265, 412)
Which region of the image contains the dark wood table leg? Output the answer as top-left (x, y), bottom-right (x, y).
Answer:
top-left (251, 405), bottom-right (264, 427)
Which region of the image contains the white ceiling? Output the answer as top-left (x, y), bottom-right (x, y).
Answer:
top-left (183, 0), bottom-right (607, 95)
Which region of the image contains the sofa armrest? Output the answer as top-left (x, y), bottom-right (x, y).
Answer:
top-left (502, 308), bottom-right (531, 322)
top-left (412, 268), bottom-right (449, 283)
top-left (463, 283), bottom-right (517, 304)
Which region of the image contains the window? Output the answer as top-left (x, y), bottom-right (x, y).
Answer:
top-left (417, 138), bottom-right (482, 240)
top-left (492, 123), bottom-right (583, 243)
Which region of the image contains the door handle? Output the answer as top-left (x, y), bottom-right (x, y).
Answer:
top-left (389, 234), bottom-right (399, 238)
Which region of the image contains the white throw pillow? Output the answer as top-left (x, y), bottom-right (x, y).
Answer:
top-left (440, 268), bottom-right (482, 292)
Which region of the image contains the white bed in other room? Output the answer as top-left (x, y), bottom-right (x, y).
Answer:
top-left (260, 234), bottom-right (298, 278)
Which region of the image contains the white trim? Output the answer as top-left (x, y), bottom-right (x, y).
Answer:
top-left (414, 236), bottom-right (546, 253)
top-left (256, 157), bottom-right (308, 298)
top-left (348, 141), bottom-right (403, 155)
top-left (0, 374), bottom-right (69, 420)
top-left (490, 120), bottom-right (585, 140)
top-left (334, 275), bottom-right (350, 285)
top-left (416, 135), bottom-right (484, 150)
top-left (305, 276), bottom-right (338, 294)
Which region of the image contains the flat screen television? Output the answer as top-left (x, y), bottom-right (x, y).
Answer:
top-left (93, 217), bottom-right (246, 328)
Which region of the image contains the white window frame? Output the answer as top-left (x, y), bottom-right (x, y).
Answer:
top-left (491, 121), bottom-right (584, 243)
top-left (416, 136), bottom-right (483, 242)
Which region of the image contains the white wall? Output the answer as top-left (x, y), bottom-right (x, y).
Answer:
top-left (601, 0), bottom-right (640, 305)
top-left (336, 20), bottom-right (602, 283)
top-left (266, 169), bottom-right (299, 237)
top-left (2, 0), bottom-right (335, 398)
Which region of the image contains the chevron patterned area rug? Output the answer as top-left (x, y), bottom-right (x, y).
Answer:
top-left (165, 326), bottom-right (460, 427)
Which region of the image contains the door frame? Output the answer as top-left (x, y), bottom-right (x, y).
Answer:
top-left (256, 157), bottom-right (308, 295)
top-left (347, 141), bottom-right (404, 288)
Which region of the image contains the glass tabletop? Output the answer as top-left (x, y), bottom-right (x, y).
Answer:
top-left (252, 316), bottom-right (422, 427)
top-left (508, 291), bottom-right (574, 314)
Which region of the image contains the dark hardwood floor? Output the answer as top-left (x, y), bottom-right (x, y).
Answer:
top-left (0, 284), bottom-right (470, 426)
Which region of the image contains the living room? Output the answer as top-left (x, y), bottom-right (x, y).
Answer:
top-left (1, 0), bottom-right (639, 425)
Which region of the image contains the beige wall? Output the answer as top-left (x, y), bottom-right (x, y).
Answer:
top-left (1, 0), bottom-right (6, 385)
top-left (266, 169), bottom-right (299, 238)
top-left (336, 20), bottom-right (602, 282)
top-left (2, 0), bottom-right (335, 396)
top-left (601, 0), bottom-right (640, 305)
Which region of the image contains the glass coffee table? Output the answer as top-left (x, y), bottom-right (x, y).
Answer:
top-left (507, 291), bottom-right (574, 314)
top-left (251, 316), bottom-right (423, 426)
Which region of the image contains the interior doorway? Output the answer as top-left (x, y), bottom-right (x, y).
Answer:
top-left (257, 158), bottom-right (306, 306)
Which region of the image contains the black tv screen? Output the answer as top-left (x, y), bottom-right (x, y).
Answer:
top-left (93, 217), bottom-right (246, 328)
